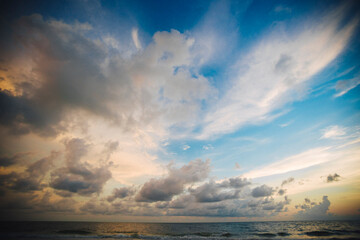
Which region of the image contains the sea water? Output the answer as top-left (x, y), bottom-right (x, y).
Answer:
top-left (0, 221), bottom-right (359, 240)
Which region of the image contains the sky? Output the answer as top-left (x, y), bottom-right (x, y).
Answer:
top-left (0, 0), bottom-right (359, 222)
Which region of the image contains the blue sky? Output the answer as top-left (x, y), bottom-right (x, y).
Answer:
top-left (0, 0), bottom-right (359, 221)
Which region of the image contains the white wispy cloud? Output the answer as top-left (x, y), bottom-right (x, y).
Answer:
top-left (334, 76), bottom-right (360, 97)
top-left (321, 125), bottom-right (347, 139)
top-left (279, 120), bottom-right (293, 128)
top-left (197, 6), bottom-right (358, 139)
top-left (244, 135), bottom-right (360, 181)
top-left (131, 27), bottom-right (142, 50)
top-left (202, 144), bottom-right (213, 150)
top-left (183, 145), bottom-right (190, 150)
top-left (273, 5), bottom-right (292, 14)
top-left (244, 147), bottom-right (332, 179)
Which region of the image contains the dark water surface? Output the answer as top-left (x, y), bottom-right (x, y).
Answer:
top-left (0, 221), bottom-right (359, 240)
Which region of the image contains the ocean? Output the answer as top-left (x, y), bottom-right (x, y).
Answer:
top-left (0, 221), bottom-right (359, 240)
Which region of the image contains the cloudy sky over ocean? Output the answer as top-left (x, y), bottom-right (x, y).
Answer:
top-left (0, 0), bottom-right (359, 222)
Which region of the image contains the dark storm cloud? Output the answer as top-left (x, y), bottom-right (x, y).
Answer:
top-left (37, 191), bottom-right (77, 213)
top-left (251, 184), bottom-right (274, 198)
top-left (0, 14), bottom-right (122, 136)
top-left (80, 199), bottom-right (134, 215)
top-left (107, 186), bottom-right (135, 202)
top-left (0, 151), bottom-right (59, 192)
top-left (50, 138), bottom-right (112, 195)
top-left (135, 159), bottom-right (210, 202)
top-left (326, 173), bottom-right (341, 183)
top-left (0, 152), bottom-right (32, 167)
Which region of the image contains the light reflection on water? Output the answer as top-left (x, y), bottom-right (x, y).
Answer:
top-left (0, 220), bottom-right (359, 239)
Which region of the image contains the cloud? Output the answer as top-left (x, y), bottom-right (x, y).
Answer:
top-left (321, 125), bottom-right (347, 139)
top-left (183, 145), bottom-right (190, 150)
top-left (326, 173), bottom-right (341, 183)
top-left (234, 162), bottom-right (241, 170)
top-left (131, 28), bottom-right (142, 50)
top-left (0, 151), bottom-right (59, 192)
top-left (197, 5), bottom-right (358, 139)
top-left (273, 5), bottom-right (292, 14)
top-left (0, 14), bottom-right (113, 136)
top-left (50, 138), bottom-right (112, 195)
top-left (245, 147), bottom-right (332, 179)
top-left (135, 159), bottom-right (210, 202)
top-left (168, 194), bottom-right (194, 209)
top-left (36, 191), bottom-right (78, 213)
top-left (0, 152), bottom-right (33, 167)
top-left (190, 181), bottom-right (241, 203)
top-left (202, 144), bottom-right (213, 150)
top-left (251, 185), bottom-right (274, 198)
top-left (279, 121), bottom-right (293, 128)
top-left (0, 14), bottom-right (214, 139)
top-left (166, 194), bottom-right (290, 217)
top-left (281, 177), bottom-right (295, 187)
top-left (219, 177), bottom-right (251, 189)
top-left (334, 76), bottom-right (360, 97)
top-left (295, 196), bottom-right (332, 220)
top-left (80, 200), bottom-right (112, 215)
top-left (278, 189), bottom-right (286, 196)
top-left (107, 186), bottom-right (135, 202)
top-left (262, 196), bottom-right (291, 212)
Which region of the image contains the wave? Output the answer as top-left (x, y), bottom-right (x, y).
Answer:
top-left (305, 230), bottom-right (360, 237)
top-left (305, 231), bottom-right (333, 236)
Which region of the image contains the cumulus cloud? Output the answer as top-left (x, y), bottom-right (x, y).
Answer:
top-left (326, 173), bottom-right (341, 183)
top-left (0, 14), bottom-right (213, 138)
top-left (190, 181), bottom-right (241, 203)
top-left (168, 194), bottom-right (194, 209)
top-left (251, 185), bottom-right (274, 198)
top-left (107, 186), bottom-right (135, 202)
top-left (135, 159), bottom-right (210, 202)
top-left (166, 194), bottom-right (290, 217)
top-left (0, 2), bottom-right (357, 221)
top-left (295, 196), bottom-right (332, 220)
top-left (50, 138), bottom-right (112, 195)
top-left (262, 196), bottom-right (291, 212)
top-left (219, 177), bottom-right (251, 189)
top-left (0, 14), bottom-right (112, 136)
